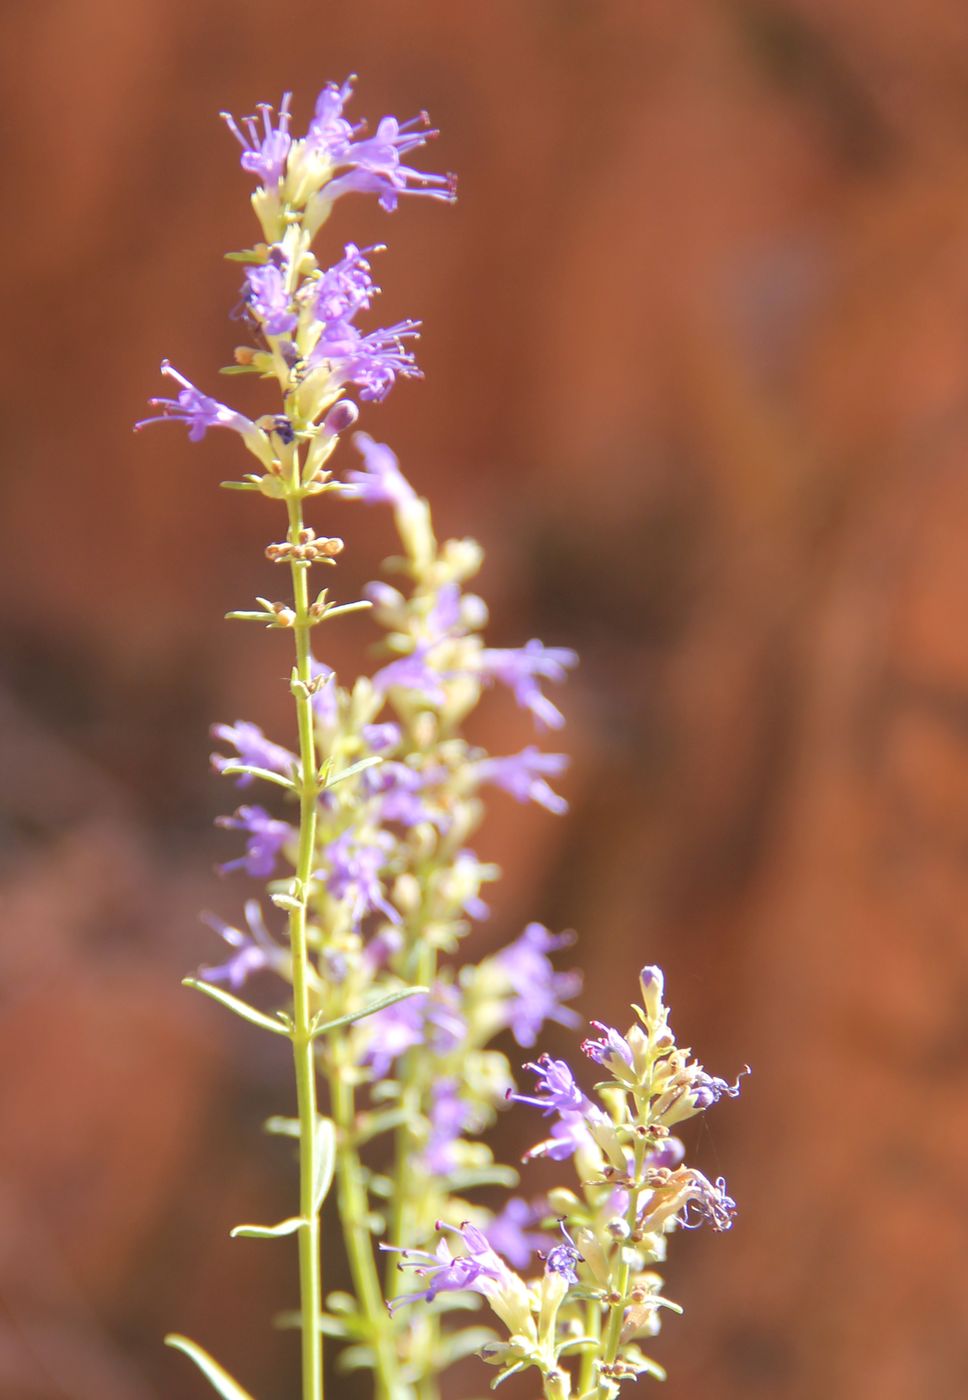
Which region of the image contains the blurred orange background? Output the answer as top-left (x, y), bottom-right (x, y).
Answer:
top-left (2, 1), bottom-right (968, 1397)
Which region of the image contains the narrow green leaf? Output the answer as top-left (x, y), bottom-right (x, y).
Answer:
top-left (219, 364), bottom-right (263, 375)
top-left (218, 763), bottom-right (296, 791)
top-left (219, 480), bottom-right (261, 490)
top-left (310, 986), bottom-right (428, 1040)
top-left (230, 1216), bottom-right (305, 1240)
top-left (313, 1117), bottom-right (336, 1212)
top-left (325, 755), bottom-right (382, 788)
top-left (323, 600), bottom-right (373, 619)
top-left (182, 979), bottom-right (291, 1038)
top-left (164, 1335), bottom-right (256, 1400)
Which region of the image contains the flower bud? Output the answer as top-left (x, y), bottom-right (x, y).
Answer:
top-left (323, 399), bottom-right (359, 436)
top-left (639, 965), bottom-right (665, 1022)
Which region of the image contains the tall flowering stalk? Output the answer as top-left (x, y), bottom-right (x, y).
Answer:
top-left (138, 79), bottom-right (743, 1400)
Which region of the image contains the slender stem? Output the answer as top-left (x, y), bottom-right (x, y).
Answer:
top-left (286, 490), bottom-right (324, 1400)
top-left (595, 1138), bottom-right (647, 1398)
top-left (578, 1298), bottom-right (601, 1394)
top-left (329, 1065), bottom-right (402, 1399)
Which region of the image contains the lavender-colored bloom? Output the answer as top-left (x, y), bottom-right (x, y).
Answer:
top-left (135, 362), bottom-right (257, 442)
top-left (345, 433), bottom-right (416, 506)
top-left (216, 805), bottom-right (294, 878)
top-left (509, 1054), bottom-right (604, 1163)
top-left (200, 899), bottom-right (284, 989)
top-left (244, 259), bottom-right (298, 336)
top-left (647, 1136), bottom-right (686, 1171)
top-left (582, 1020), bottom-right (635, 1070)
top-left (312, 317), bottom-right (421, 402)
top-left (210, 720), bottom-right (297, 787)
top-left (381, 1222), bottom-right (506, 1311)
top-left (484, 1197), bottom-right (548, 1269)
top-left (523, 1115), bottom-right (593, 1164)
top-left (307, 78), bottom-right (457, 213)
top-left (361, 926), bottom-right (403, 972)
top-left (689, 1065), bottom-right (749, 1110)
top-left (321, 829), bottom-right (399, 926)
top-left (427, 581), bottom-right (462, 639)
top-left (361, 760), bottom-right (435, 827)
top-left (424, 1078), bottom-right (476, 1174)
top-left (322, 399), bottom-right (359, 437)
top-left (477, 747), bottom-right (569, 815)
top-left (508, 1055), bottom-right (588, 1118)
top-left (479, 639), bottom-right (578, 730)
top-left (314, 243), bottom-right (380, 323)
top-left (496, 924), bottom-right (581, 1048)
top-left (678, 1172), bottom-right (737, 1232)
top-left (221, 92), bottom-right (293, 185)
top-left (372, 646), bottom-right (448, 702)
top-left (361, 721), bottom-right (402, 751)
top-left (542, 1222), bottom-right (583, 1287)
top-left (362, 986), bottom-right (465, 1079)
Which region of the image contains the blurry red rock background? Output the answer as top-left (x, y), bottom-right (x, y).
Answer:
top-left (2, 1), bottom-right (968, 1397)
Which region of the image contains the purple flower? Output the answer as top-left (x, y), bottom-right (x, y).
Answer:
top-left (314, 243), bottom-right (380, 323)
top-left (495, 924), bottom-right (581, 1048)
top-left (372, 646), bottom-right (449, 702)
top-left (361, 760), bottom-right (436, 827)
top-left (345, 433), bottom-right (416, 506)
top-left (244, 258), bottom-right (297, 336)
top-left (484, 1197), bottom-right (548, 1269)
top-left (135, 362), bottom-right (258, 443)
top-left (362, 986), bottom-right (465, 1079)
top-left (689, 1065), bottom-right (749, 1110)
top-left (210, 720), bottom-right (297, 787)
top-left (312, 318), bottom-right (422, 403)
top-left (678, 1172), bottom-right (737, 1232)
top-left (221, 92), bottom-right (293, 185)
top-left (477, 747), bottom-right (569, 815)
top-left (423, 1078), bottom-right (476, 1174)
top-left (427, 582), bottom-right (462, 639)
top-left (647, 1136), bottom-right (686, 1171)
top-left (216, 805), bottom-right (294, 878)
top-left (361, 926), bottom-right (403, 972)
top-left (509, 1055), bottom-right (606, 1163)
top-left (479, 639), bottom-right (578, 730)
top-left (361, 721), bottom-right (402, 751)
top-left (508, 1055), bottom-right (588, 1118)
top-left (582, 1021), bottom-right (635, 1070)
top-left (381, 1222), bottom-right (507, 1311)
top-left (200, 899), bottom-right (284, 989)
top-left (307, 78), bottom-right (457, 213)
top-left (321, 829), bottom-right (398, 926)
top-left (542, 1223), bottom-right (583, 1287)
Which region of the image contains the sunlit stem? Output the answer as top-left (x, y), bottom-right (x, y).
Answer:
top-left (286, 486), bottom-right (324, 1400)
top-left (329, 1062), bottom-right (402, 1399)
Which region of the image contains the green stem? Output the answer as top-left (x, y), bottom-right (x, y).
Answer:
top-left (329, 1066), bottom-right (402, 1399)
top-left (596, 1138), bottom-right (647, 1398)
top-left (578, 1298), bottom-right (601, 1394)
top-left (286, 492), bottom-right (323, 1400)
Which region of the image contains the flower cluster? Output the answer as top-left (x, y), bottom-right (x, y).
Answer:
top-left (141, 80), bottom-right (741, 1400)
top-left (386, 966), bottom-right (745, 1395)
